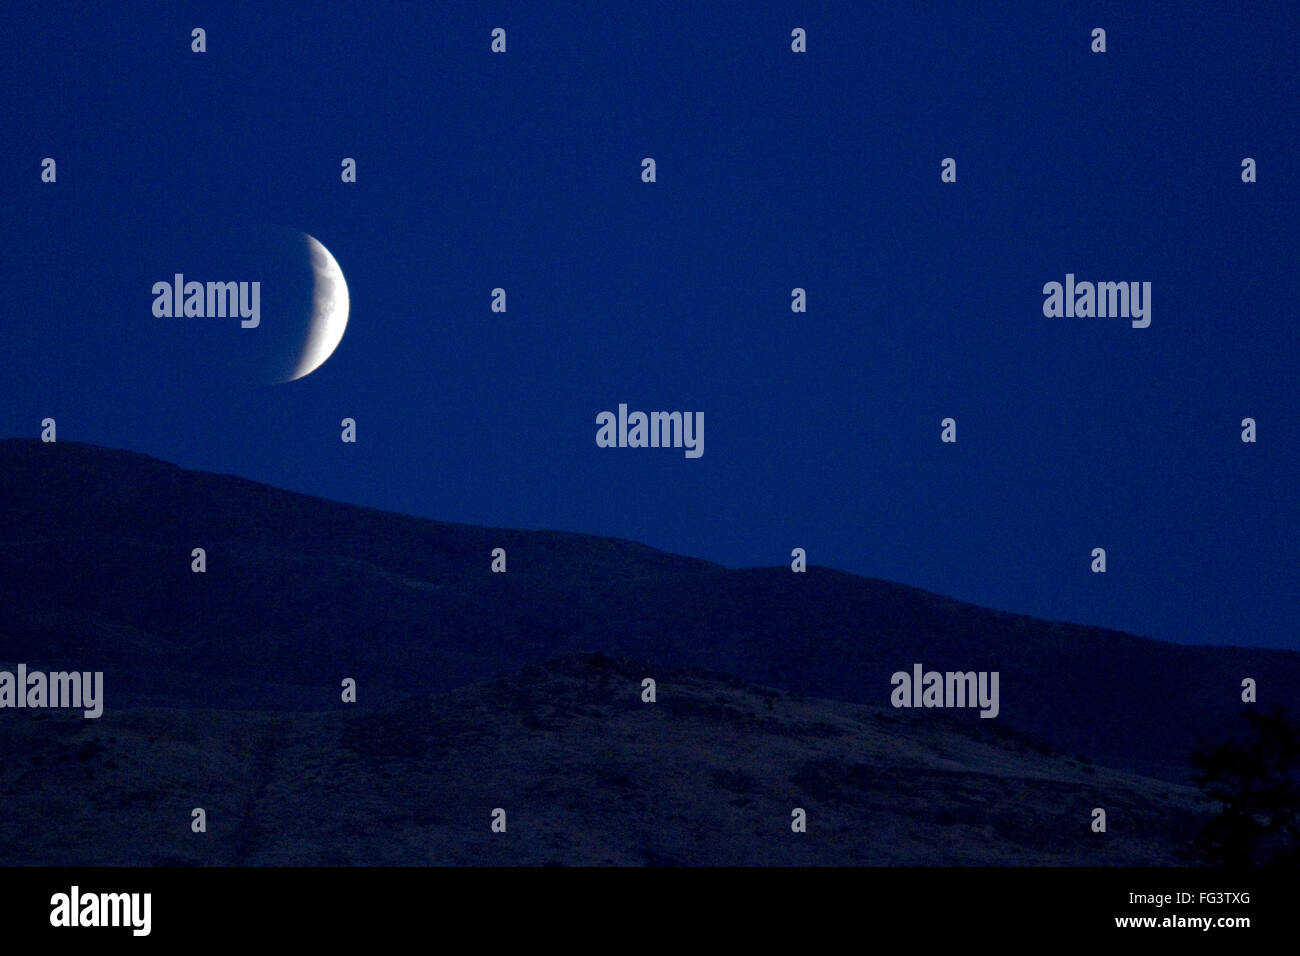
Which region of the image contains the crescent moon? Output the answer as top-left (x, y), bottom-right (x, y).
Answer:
top-left (286, 235), bottom-right (349, 382)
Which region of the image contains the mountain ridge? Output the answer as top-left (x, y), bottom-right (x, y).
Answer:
top-left (1, 438), bottom-right (1295, 784)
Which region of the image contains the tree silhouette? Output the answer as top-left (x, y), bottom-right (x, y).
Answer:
top-left (1190, 707), bottom-right (1300, 866)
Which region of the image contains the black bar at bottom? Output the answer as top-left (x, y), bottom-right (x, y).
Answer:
top-left (1, 866), bottom-right (1283, 943)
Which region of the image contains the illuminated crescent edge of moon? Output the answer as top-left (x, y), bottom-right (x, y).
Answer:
top-left (286, 234), bottom-right (350, 382)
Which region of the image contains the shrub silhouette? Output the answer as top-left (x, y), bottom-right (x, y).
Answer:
top-left (1190, 707), bottom-right (1300, 866)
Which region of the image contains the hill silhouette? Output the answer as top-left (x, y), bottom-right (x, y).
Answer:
top-left (2, 438), bottom-right (1296, 786)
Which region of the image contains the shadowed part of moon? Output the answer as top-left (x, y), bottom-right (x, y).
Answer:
top-left (284, 235), bottom-right (349, 382)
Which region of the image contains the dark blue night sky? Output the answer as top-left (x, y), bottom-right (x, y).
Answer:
top-left (3, 2), bottom-right (1296, 648)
